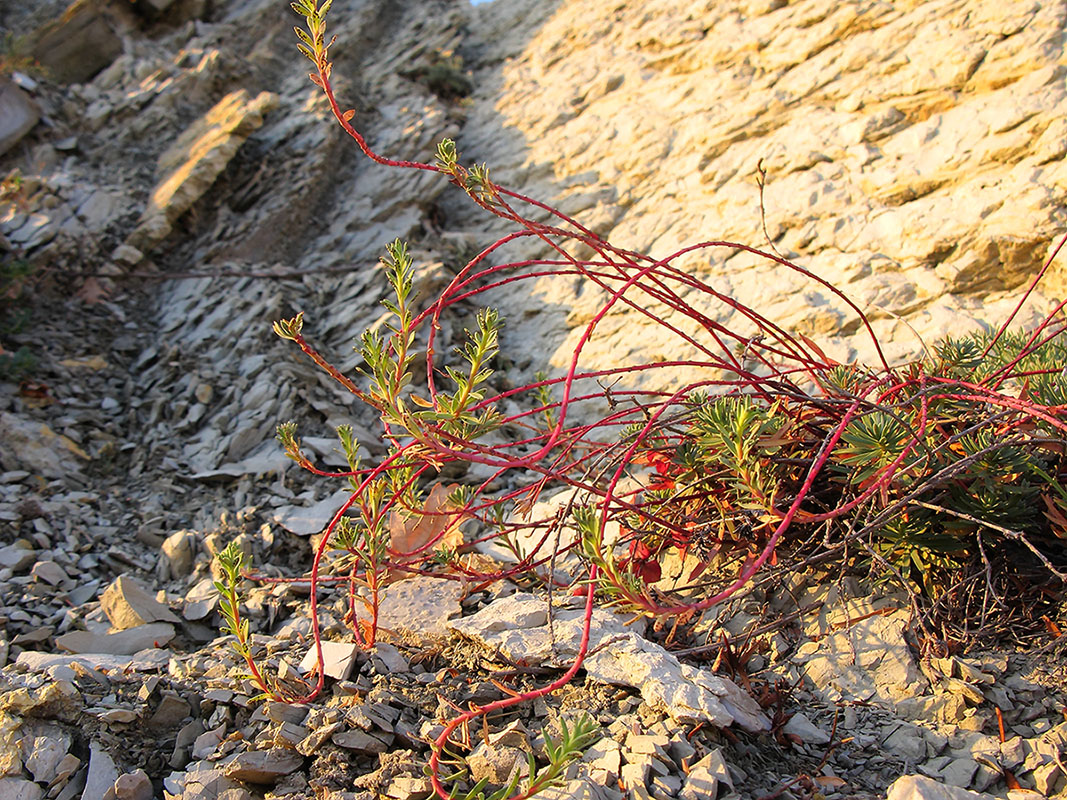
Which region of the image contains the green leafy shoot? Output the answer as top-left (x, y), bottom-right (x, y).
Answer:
top-left (276, 420), bottom-right (312, 469)
top-left (272, 311), bottom-right (304, 341)
top-left (691, 396), bottom-right (784, 507)
top-left (361, 239), bottom-right (418, 419)
top-left (466, 163), bottom-right (495, 203)
top-left (291, 0), bottom-right (335, 72)
top-left (836, 411), bottom-right (912, 484)
top-left (577, 504), bottom-right (646, 607)
top-left (533, 370), bottom-right (558, 433)
top-left (336, 423), bottom-right (362, 478)
top-left (445, 714), bottom-right (600, 800)
top-left (434, 308), bottom-right (504, 438)
top-left (436, 138), bottom-right (459, 173)
top-left (214, 541), bottom-right (252, 659)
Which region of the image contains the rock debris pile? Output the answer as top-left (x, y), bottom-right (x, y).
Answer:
top-left (1, 0), bottom-right (1067, 799)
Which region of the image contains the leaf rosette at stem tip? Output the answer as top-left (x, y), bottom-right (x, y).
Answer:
top-left (291, 0), bottom-right (335, 70)
top-left (433, 713), bottom-right (600, 800)
top-left (213, 541), bottom-right (251, 657)
top-left (272, 312), bottom-right (304, 341)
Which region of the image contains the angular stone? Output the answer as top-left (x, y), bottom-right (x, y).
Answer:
top-left (75, 190), bottom-right (127, 233)
top-left (191, 726), bottom-right (225, 760)
top-left (15, 650), bottom-right (169, 673)
top-left (625, 733), bottom-right (670, 760)
top-left (101, 575), bottom-right (180, 630)
top-left (620, 762), bottom-right (648, 790)
top-left (1033, 761), bottom-right (1064, 796)
top-left (30, 0), bottom-right (132, 84)
top-left (999, 736), bottom-right (1026, 770)
top-left (182, 578), bottom-right (220, 621)
top-left (886, 775), bottom-right (997, 800)
top-left (54, 622), bottom-right (175, 655)
top-left (0, 778), bottom-right (43, 800)
top-left (0, 77), bottom-right (39, 157)
top-left (299, 640), bottom-right (359, 681)
top-left (296, 721), bottom-right (342, 756)
top-left (782, 712), bottom-right (831, 745)
top-left (939, 758), bottom-right (978, 789)
top-left (385, 776), bottom-right (433, 800)
top-left (174, 760), bottom-right (251, 800)
top-left (222, 749), bottom-right (304, 784)
top-left (0, 413), bottom-right (89, 480)
top-left (528, 780), bottom-right (602, 800)
top-left (944, 678), bottom-right (985, 706)
top-left (113, 769), bottom-right (153, 800)
top-left (884, 725), bottom-right (929, 761)
top-left (374, 576), bottom-right (464, 638)
top-left (30, 560), bottom-right (68, 586)
top-left (450, 594), bottom-right (768, 732)
top-left (583, 738), bottom-right (622, 774)
top-left (368, 643), bottom-right (409, 674)
top-left (82, 742), bottom-right (119, 800)
top-left (97, 709), bottom-right (138, 725)
top-left (51, 753), bottom-right (80, 786)
top-left (147, 692), bottom-right (191, 729)
top-left (22, 727), bottom-right (71, 784)
top-left (796, 610), bottom-right (925, 704)
top-left (272, 489), bottom-right (351, 537)
top-left (691, 750), bottom-right (733, 794)
top-left (0, 543), bottom-right (35, 573)
top-left (159, 530), bottom-right (196, 579)
top-left (678, 766), bottom-right (719, 800)
top-left (265, 702), bottom-right (309, 726)
top-left (331, 729), bottom-right (392, 754)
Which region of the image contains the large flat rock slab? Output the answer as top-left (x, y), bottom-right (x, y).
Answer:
top-left (450, 593), bottom-right (769, 732)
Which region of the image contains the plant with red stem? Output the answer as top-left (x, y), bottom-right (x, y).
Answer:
top-left (210, 0), bottom-right (1067, 795)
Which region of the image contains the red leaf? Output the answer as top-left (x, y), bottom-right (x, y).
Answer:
top-left (797, 333), bottom-right (836, 366)
top-left (687, 559), bottom-right (709, 582)
top-left (635, 560), bottom-right (661, 583)
top-left (341, 109), bottom-right (355, 123)
top-left (1043, 615), bottom-right (1062, 638)
top-left (1042, 494), bottom-right (1067, 538)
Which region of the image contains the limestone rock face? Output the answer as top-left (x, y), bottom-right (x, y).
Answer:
top-left (460, 0), bottom-right (1067, 377)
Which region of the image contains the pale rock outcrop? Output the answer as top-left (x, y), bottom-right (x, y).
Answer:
top-left (461, 0), bottom-right (1067, 382)
top-left (127, 89), bottom-right (280, 253)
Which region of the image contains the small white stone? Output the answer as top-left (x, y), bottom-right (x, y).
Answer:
top-left (300, 640), bottom-right (360, 681)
